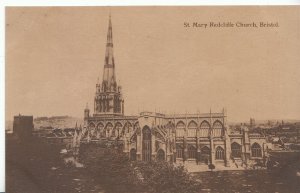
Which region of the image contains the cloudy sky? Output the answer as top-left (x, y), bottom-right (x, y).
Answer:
top-left (5, 6), bottom-right (300, 122)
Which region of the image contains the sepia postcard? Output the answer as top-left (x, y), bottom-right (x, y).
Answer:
top-left (5, 6), bottom-right (300, 193)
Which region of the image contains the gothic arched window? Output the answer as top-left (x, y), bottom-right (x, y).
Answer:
top-left (115, 122), bottom-right (122, 137)
top-left (176, 144), bottom-right (184, 158)
top-left (251, 143), bottom-right (262, 157)
top-left (201, 146), bottom-right (210, 155)
top-left (105, 123), bottom-right (113, 137)
top-left (187, 121), bottom-right (197, 137)
top-left (212, 121), bottom-right (223, 137)
top-left (126, 122), bottom-right (133, 133)
top-left (231, 142), bottom-right (242, 158)
top-left (199, 121), bottom-right (210, 137)
top-left (176, 121), bottom-right (185, 138)
top-left (215, 146), bottom-right (225, 160)
top-left (97, 123), bottom-right (105, 138)
top-left (188, 145), bottom-right (197, 159)
top-left (142, 126), bottom-right (152, 162)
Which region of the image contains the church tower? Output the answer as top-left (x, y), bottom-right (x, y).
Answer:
top-left (94, 15), bottom-right (124, 116)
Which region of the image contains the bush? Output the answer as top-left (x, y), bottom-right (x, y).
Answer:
top-left (208, 163), bottom-right (215, 171)
top-left (79, 144), bottom-right (201, 193)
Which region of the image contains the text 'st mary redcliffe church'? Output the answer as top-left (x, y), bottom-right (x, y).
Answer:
top-left (81, 15), bottom-right (266, 167)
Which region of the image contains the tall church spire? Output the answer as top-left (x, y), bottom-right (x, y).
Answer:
top-left (102, 14), bottom-right (116, 91)
top-left (94, 14), bottom-right (124, 116)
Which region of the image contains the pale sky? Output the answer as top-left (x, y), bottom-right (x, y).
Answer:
top-left (5, 6), bottom-right (300, 122)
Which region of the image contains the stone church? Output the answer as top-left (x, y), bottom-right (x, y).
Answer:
top-left (80, 16), bottom-right (267, 168)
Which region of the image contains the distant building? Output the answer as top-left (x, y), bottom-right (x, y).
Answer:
top-left (32, 126), bottom-right (76, 149)
top-left (44, 128), bottom-right (75, 149)
top-left (13, 114), bottom-right (33, 140)
top-left (250, 118), bottom-right (256, 128)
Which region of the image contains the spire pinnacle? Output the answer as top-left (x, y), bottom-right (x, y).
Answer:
top-left (102, 14), bottom-right (116, 89)
top-left (107, 14), bottom-right (113, 47)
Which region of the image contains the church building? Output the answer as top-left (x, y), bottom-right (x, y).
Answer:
top-left (81, 16), bottom-right (267, 168)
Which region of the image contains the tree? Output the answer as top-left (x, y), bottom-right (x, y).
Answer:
top-left (79, 143), bottom-right (202, 193)
top-left (136, 161), bottom-right (201, 193)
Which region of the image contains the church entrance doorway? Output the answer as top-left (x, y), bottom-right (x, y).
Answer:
top-left (200, 146), bottom-right (211, 164)
top-left (130, 148), bottom-right (137, 161)
top-left (157, 149), bottom-right (165, 161)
